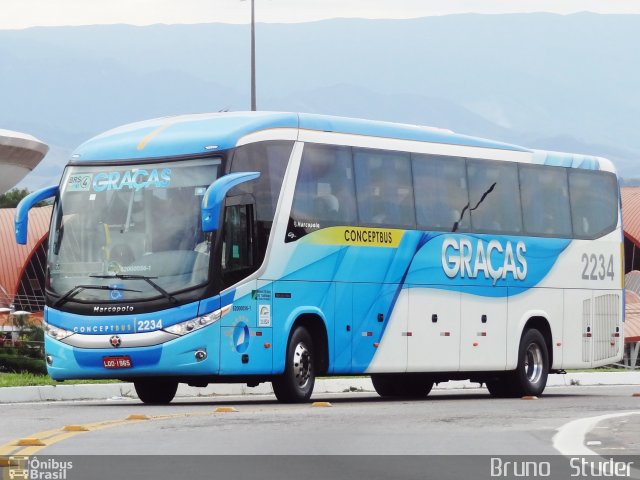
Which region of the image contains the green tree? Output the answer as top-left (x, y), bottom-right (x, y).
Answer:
top-left (0, 188), bottom-right (50, 208)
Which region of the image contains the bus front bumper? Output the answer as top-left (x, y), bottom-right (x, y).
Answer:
top-left (44, 325), bottom-right (221, 380)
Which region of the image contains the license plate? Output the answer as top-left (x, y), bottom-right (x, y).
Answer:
top-left (103, 356), bottom-right (132, 369)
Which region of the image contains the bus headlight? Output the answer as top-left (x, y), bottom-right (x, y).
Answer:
top-left (43, 321), bottom-right (74, 341)
top-left (163, 304), bottom-right (231, 336)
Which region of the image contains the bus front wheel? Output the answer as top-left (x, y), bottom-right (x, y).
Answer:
top-left (134, 379), bottom-right (178, 404)
top-left (272, 326), bottom-right (315, 403)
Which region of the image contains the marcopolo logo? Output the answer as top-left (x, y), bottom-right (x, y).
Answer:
top-left (441, 237), bottom-right (527, 284)
top-left (92, 305), bottom-right (134, 314)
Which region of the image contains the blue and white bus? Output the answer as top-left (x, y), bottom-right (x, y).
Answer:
top-left (16, 112), bottom-right (624, 403)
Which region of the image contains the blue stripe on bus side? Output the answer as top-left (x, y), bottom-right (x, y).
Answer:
top-left (275, 231), bottom-right (571, 371)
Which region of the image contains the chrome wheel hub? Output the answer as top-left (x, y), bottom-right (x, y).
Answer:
top-left (293, 342), bottom-right (312, 389)
top-left (524, 342), bottom-right (543, 384)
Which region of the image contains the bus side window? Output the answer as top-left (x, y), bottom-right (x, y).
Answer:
top-left (520, 164), bottom-right (571, 237)
top-left (568, 170), bottom-right (618, 239)
top-left (412, 154), bottom-right (469, 232)
top-left (353, 148), bottom-right (415, 228)
top-left (291, 144), bottom-right (357, 226)
top-left (220, 202), bottom-right (256, 288)
top-left (467, 160), bottom-right (522, 234)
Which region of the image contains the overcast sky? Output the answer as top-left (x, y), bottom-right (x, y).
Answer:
top-left (2, 0), bottom-right (640, 29)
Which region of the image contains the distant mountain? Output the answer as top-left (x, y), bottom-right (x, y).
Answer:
top-left (1, 13), bottom-right (639, 188)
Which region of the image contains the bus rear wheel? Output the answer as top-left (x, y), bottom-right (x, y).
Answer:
top-left (134, 379), bottom-right (179, 404)
top-left (488, 329), bottom-right (549, 398)
top-left (513, 328), bottom-right (549, 396)
top-left (272, 326), bottom-right (315, 403)
top-left (371, 374), bottom-right (434, 398)
top-left (486, 376), bottom-right (515, 398)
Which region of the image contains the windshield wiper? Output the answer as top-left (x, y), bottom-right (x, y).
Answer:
top-left (53, 284), bottom-right (142, 308)
top-left (90, 274), bottom-right (178, 304)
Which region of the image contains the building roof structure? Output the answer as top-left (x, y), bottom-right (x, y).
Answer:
top-left (0, 129), bottom-right (48, 194)
top-left (622, 187), bottom-right (640, 246)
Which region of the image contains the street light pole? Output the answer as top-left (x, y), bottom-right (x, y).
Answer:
top-left (250, 0), bottom-right (257, 111)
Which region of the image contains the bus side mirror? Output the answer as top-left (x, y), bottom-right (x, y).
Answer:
top-left (15, 185), bottom-right (59, 245)
top-left (201, 172), bottom-right (260, 233)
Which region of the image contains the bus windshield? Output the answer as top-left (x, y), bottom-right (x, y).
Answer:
top-left (48, 158), bottom-right (221, 303)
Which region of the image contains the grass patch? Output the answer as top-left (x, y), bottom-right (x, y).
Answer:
top-left (0, 353), bottom-right (46, 375)
top-left (565, 367), bottom-right (625, 373)
top-left (0, 372), bottom-right (121, 388)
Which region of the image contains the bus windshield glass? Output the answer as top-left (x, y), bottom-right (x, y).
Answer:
top-left (48, 158), bottom-right (221, 303)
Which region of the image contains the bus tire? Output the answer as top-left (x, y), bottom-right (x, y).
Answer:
top-left (371, 374), bottom-right (433, 398)
top-left (134, 379), bottom-right (178, 404)
top-left (511, 328), bottom-right (549, 397)
top-left (272, 326), bottom-right (315, 403)
top-left (486, 376), bottom-right (515, 398)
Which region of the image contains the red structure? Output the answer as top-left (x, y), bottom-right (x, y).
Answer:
top-left (0, 206), bottom-right (52, 322)
top-left (621, 187), bottom-right (640, 368)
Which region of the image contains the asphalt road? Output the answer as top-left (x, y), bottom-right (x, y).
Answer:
top-left (1, 384), bottom-right (639, 456)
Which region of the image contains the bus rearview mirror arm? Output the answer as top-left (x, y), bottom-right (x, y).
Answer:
top-left (15, 185), bottom-right (59, 245)
top-left (201, 172), bottom-right (260, 233)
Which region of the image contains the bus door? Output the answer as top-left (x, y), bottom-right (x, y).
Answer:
top-left (218, 196), bottom-right (273, 374)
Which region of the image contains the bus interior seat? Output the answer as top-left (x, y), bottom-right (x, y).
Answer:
top-left (397, 192), bottom-right (415, 227)
top-left (314, 194), bottom-right (340, 221)
top-left (108, 243), bottom-right (136, 265)
top-left (106, 229), bottom-right (146, 263)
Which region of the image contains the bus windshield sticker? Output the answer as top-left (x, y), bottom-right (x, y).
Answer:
top-left (109, 283), bottom-right (125, 301)
top-left (67, 173), bottom-right (93, 192)
top-left (92, 168), bottom-right (172, 192)
top-left (258, 305), bottom-right (271, 327)
top-left (251, 289), bottom-right (271, 301)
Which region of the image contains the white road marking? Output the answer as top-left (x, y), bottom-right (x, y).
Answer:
top-left (553, 411), bottom-right (640, 456)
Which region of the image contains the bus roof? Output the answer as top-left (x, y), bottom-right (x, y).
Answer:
top-left (71, 111), bottom-right (529, 162)
top-left (69, 111), bottom-right (615, 173)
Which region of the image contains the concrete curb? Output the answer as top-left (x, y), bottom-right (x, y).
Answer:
top-left (1, 372), bottom-right (639, 403)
